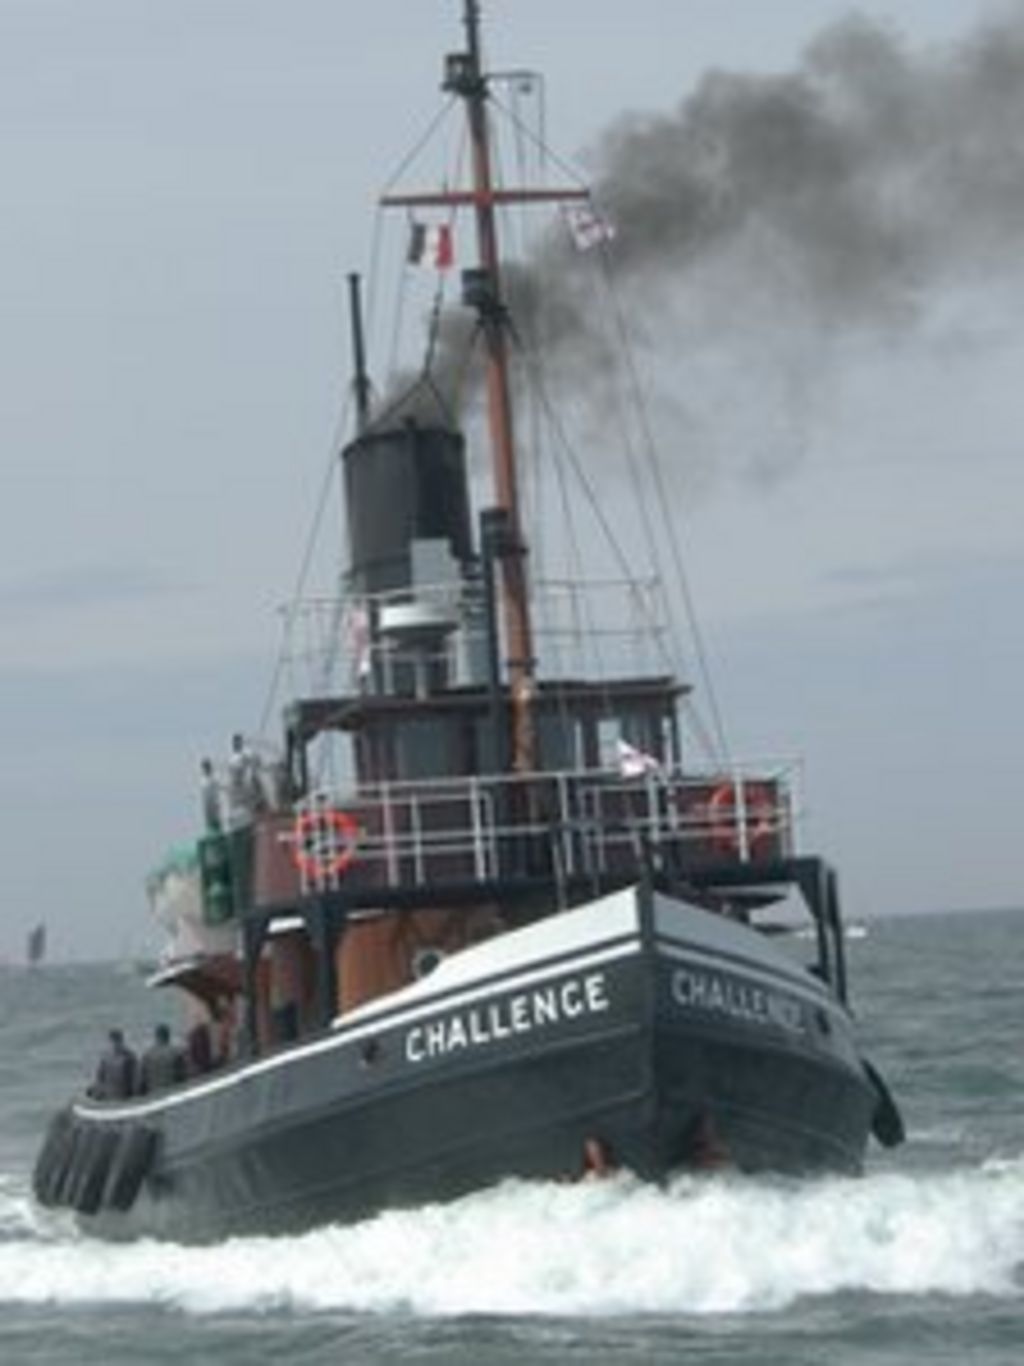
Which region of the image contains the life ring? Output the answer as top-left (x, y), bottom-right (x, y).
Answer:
top-left (292, 808), bottom-right (360, 881)
top-left (707, 780), bottom-right (775, 855)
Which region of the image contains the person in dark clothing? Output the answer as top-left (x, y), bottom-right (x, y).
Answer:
top-left (138, 1023), bottom-right (186, 1095)
top-left (186, 1020), bottom-right (214, 1076)
top-left (91, 1028), bottom-right (138, 1100)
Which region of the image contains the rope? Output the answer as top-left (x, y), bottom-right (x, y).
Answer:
top-left (509, 322), bottom-right (673, 675)
top-left (490, 81), bottom-right (731, 767)
top-left (256, 388), bottom-right (354, 740)
top-left (379, 95), bottom-right (460, 199)
top-left (487, 89), bottom-right (588, 195)
top-left (596, 248), bottom-right (733, 765)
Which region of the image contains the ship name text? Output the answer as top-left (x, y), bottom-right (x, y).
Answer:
top-left (670, 966), bottom-right (806, 1035)
top-left (404, 971), bottom-right (610, 1063)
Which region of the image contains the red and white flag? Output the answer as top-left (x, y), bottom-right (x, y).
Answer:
top-left (562, 201), bottom-right (616, 252)
top-left (407, 221), bottom-right (454, 270)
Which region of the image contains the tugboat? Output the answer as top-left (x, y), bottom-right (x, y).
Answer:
top-left (33, 1), bottom-right (902, 1243)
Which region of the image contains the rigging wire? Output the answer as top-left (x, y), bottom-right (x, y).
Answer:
top-left (510, 323), bottom-right (671, 672)
top-left (488, 85), bottom-right (733, 766)
top-left (379, 95), bottom-right (460, 200)
top-left (487, 89), bottom-right (588, 195)
top-left (256, 387), bottom-right (355, 741)
top-left (596, 248), bottom-right (733, 765)
top-left (372, 97), bottom-right (460, 390)
top-left (256, 98), bottom-right (462, 743)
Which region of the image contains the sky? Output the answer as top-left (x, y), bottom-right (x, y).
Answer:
top-left (1, 0), bottom-right (1022, 960)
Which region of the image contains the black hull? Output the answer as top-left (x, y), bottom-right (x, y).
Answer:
top-left (36, 888), bottom-right (878, 1243)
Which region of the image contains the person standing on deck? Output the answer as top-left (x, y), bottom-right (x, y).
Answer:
top-left (138, 1023), bottom-right (187, 1095)
top-left (91, 1029), bottom-right (138, 1100)
top-left (227, 733), bottom-right (266, 827)
top-left (200, 757), bottom-right (222, 833)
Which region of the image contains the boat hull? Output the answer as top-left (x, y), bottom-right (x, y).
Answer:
top-left (38, 887), bottom-right (877, 1242)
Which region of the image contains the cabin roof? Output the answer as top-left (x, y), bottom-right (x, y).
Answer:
top-left (284, 675), bottom-right (688, 744)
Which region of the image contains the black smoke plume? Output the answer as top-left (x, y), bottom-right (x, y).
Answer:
top-left (378, 8), bottom-right (1024, 442)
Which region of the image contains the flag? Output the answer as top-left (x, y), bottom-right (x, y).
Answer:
top-left (562, 201), bottom-right (616, 252)
top-left (617, 739), bottom-right (661, 778)
top-left (407, 221), bottom-right (454, 270)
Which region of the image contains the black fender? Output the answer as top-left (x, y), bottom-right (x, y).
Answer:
top-left (105, 1126), bottom-right (159, 1212)
top-left (862, 1057), bottom-right (905, 1149)
top-left (70, 1126), bottom-right (120, 1215)
top-left (32, 1107), bottom-right (75, 1207)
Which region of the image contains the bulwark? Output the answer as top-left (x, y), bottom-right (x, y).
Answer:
top-left (404, 970), bottom-right (611, 1063)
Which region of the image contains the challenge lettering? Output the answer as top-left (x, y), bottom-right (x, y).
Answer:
top-left (671, 966), bottom-right (805, 1035)
top-left (405, 971), bottom-right (610, 1063)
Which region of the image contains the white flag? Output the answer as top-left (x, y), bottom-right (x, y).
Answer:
top-left (562, 201), bottom-right (616, 252)
top-left (617, 739), bottom-right (661, 778)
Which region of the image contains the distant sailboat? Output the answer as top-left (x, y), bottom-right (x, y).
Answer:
top-left (26, 923), bottom-right (46, 968)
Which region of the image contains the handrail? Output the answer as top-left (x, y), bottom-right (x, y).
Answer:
top-left (290, 760), bottom-right (800, 896)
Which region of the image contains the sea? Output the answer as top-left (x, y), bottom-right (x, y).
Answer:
top-left (1, 907), bottom-right (1021, 1366)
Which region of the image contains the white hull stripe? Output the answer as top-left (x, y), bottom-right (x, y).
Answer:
top-left (74, 937), bottom-right (642, 1123)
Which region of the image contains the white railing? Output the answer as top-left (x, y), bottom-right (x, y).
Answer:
top-left (290, 760), bottom-right (801, 896)
top-left (277, 576), bottom-right (674, 696)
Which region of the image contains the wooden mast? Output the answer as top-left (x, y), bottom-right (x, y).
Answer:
top-left (460, 0), bottom-right (532, 772)
top-left (381, 0), bottom-right (588, 771)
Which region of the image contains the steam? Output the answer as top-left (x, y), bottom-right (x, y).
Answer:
top-left (377, 8), bottom-right (1024, 443)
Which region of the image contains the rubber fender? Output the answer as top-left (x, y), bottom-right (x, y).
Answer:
top-left (48, 1118), bottom-right (87, 1208)
top-left (104, 1126), bottom-right (158, 1212)
top-left (71, 1127), bottom-right (119, 1215)
top-left (32, 1108), bottom-right (74, 1207)
top-left (62, 1122), bottom-right (97, 1210)
top-left (862, 1057), bottom-right (906, 1149)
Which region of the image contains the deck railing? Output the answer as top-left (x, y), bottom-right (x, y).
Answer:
top-left (279, 761), bottom-right (800, 899)
top-left (276, 576), bottom-right (674, 694)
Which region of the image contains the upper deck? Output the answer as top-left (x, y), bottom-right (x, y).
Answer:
top-left (241, 758), bottom-right (800, 912)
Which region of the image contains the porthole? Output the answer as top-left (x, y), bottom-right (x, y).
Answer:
top-left (412, 946), bottom-right (446, 979)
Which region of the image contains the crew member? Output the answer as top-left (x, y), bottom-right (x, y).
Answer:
top-left (227, 733), bottom-right (267, 827)
top-left (200, 757), bottom-right (222, 833)
top-left (186, 1020), bottom-right (214, 1076)
top-left (91, 1028), bottom-right (138, 1100)
top-left (138, 1023), bottom-right (187, 1095)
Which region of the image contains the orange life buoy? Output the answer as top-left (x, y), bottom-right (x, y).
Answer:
top-left (292, 808), bottom-right (360, 881)
top-left (707, 780), bottom-right (775, 855)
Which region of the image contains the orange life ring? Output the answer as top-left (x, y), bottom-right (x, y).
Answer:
top-left (292, 808), bottom-right (359, 881)
top-left (707, 780), bottom-right (775, 855)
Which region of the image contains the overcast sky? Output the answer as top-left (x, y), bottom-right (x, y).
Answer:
top-left (1, 0), bottom-right (1022, 961)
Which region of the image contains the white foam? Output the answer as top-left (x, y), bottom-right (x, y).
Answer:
top-left (0, 1160), bottom-right (1020, 1317)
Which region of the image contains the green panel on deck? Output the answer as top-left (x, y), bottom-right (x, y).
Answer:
top-left (198, 834), bottom-right (233, 924)
top-left (199, 827), bottom-right (254, 924)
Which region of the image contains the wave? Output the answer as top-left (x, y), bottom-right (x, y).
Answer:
top-left (0, 1160), bottom-right (1020, 1317)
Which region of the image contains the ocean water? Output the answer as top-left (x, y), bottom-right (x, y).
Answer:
top-left (1, 909), bottom-right (1021, 1365)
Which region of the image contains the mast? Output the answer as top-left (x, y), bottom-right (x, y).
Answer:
top-left (381, 0), bottom-right (589, 771)
top-left (457, 0), bottom-right (533, 771)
